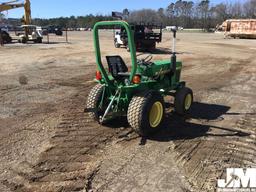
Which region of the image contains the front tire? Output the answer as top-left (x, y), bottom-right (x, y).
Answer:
top-left (1, 32), bottom-right (12, 43)
top-left (36, 37), bottom-right (43, 43)
top-left (127, 91), bottom-right (165, 136)
top-left (174, 87), bottom-right (193, 115)
top-left (86, 84), bottom-right (105, 121)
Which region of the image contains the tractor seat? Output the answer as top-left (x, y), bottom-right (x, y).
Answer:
top-left (106, 55), bottom-right (130, 80)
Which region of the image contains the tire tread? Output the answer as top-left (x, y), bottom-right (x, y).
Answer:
top-left (86, 84), bottom-right (104, 121)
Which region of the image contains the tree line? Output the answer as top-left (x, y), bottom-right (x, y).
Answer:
top-left (127, 0), bottom-right (256, 30)
top-left (4, 0), bottom-right (256, 30)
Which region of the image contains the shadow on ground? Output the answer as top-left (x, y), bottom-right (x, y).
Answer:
top-left (101, 101), bottom-right (251, 144)
top-left (149, 48), bottom-right (193, 55)
top-left (150, 48), bottom-right (172, 55)
top-left (42, 42), bottom-right (70, 45)
top-left (147, 102), bottom-right (251, 143)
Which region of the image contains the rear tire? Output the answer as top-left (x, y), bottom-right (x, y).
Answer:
top-left (55, 30), bottom-right (63, 36)
top-left (21, 37), bottom-right (27, 44)
top-left (36, 37), bottom-right (42, 43)
top-left (127, 91), bottom-right (165, 136)
top-left (174, 87), bottom-right (193, 115)
top-left (86, 84), bottom-right (105, 121)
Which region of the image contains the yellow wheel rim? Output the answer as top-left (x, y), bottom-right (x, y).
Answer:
top-left (149, 101), bottom-right (163, 128)
top-left (184, 94), bottom-right (192, 110)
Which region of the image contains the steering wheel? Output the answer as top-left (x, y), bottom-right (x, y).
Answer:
top-left (137, 54), bottom-right (153, 65)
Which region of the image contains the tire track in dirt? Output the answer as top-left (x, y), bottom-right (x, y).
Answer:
top-left (171, 108), bottom-right (256, 192)
top-left (1, 85), bottom-right (125, 192)
top-left (90, 139), bottom-right (192, 192)
top-left (169, 55), bottom-right (256, 191)
top-left (172, 99), bottom-right (256, 191)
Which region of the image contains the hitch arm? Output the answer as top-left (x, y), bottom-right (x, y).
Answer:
top-left (99, 89), bottom-right (120, 123)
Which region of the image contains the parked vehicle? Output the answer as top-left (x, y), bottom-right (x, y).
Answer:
top-left (166, 26), bottom-right (184, 31)
top-left (217, 19), bottom-right (256, 39)
top-left (42, 25), bottom-right (63, 36)
top-left (17, 25), bottom-right (43, 43)
top-left (114, 23), bottom-right (162, 52)
top-left (0, 0), bottom-right (31, 44)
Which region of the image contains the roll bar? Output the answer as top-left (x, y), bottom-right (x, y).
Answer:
top-left (93, 21), bottom-right (137, 85)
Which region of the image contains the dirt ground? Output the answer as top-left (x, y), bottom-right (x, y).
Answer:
top-left (0, 31), bottom-right (255, 192)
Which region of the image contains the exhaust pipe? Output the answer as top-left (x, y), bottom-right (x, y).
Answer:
top-left (170, 26), bottom-right (177, 75)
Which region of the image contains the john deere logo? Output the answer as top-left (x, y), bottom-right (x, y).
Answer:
top-left (217, 168), bottom-right (256, 192)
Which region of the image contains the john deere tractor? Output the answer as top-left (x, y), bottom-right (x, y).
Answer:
top-left (86, 21), bottom-right (193, 136)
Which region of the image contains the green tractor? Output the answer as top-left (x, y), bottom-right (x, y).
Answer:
top-left (86, 21), bottom-right (193, 136)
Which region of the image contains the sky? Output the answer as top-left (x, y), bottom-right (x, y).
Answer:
top-left (2, 0), bottom-right (227, 19)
